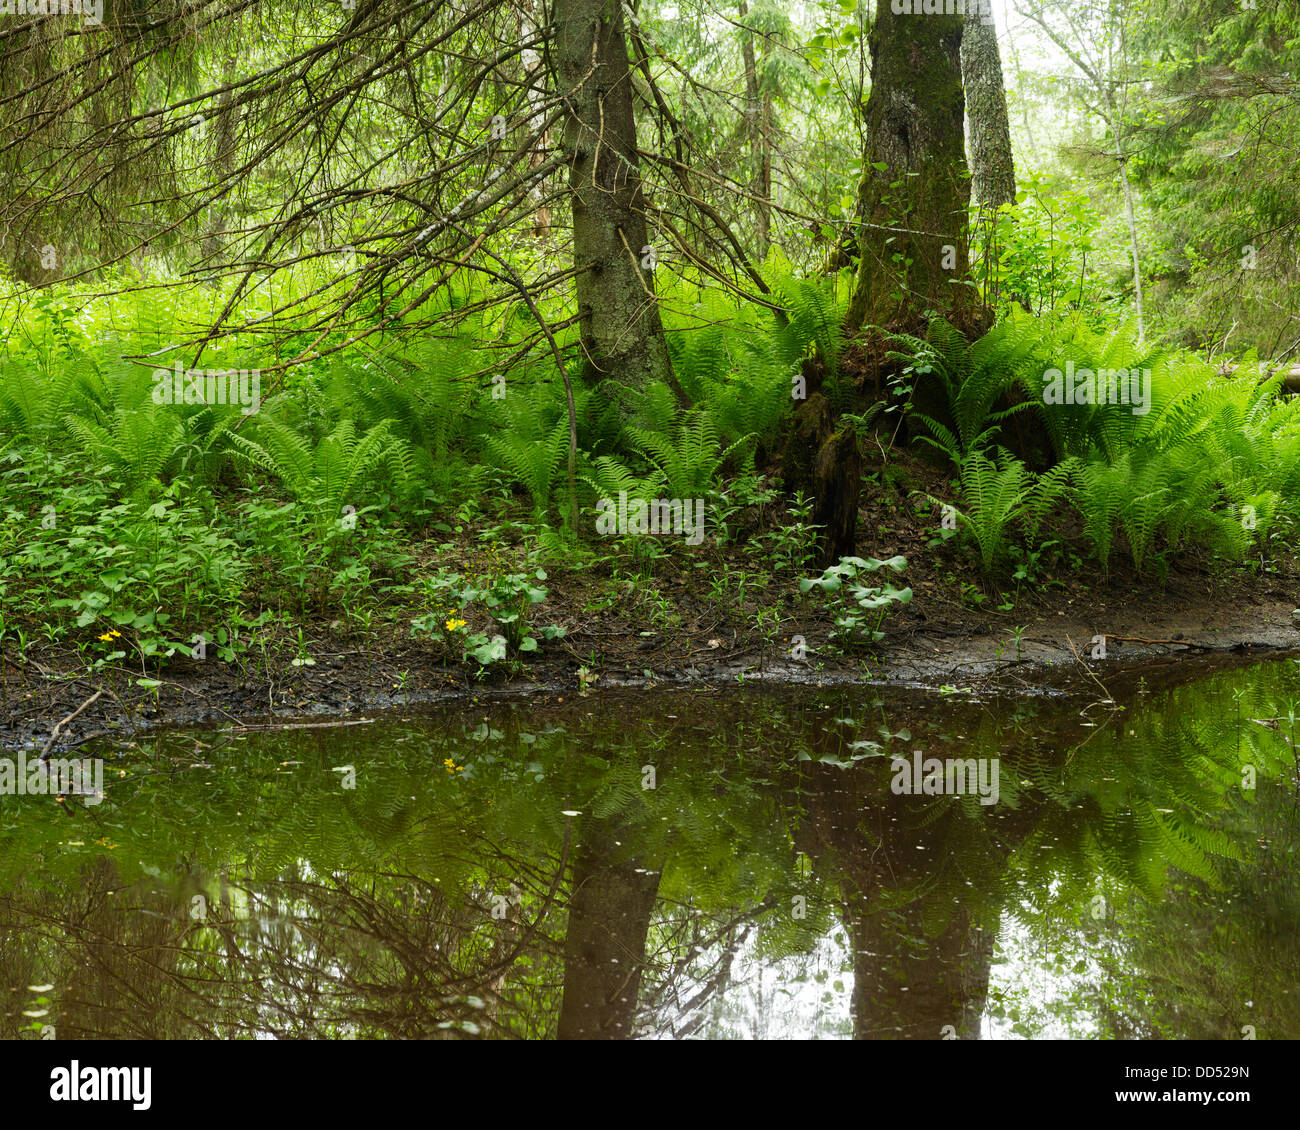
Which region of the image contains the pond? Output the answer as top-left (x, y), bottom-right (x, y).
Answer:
top-left (2, 657), bottom-right (1298, 1040)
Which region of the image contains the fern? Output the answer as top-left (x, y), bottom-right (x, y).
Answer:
top-left (479, 380), bottom-right (576, 516)
top-left (626, 409), bottom-right (753, 498)
top-left (928, 447), bottom-right (1071, 574)
top-left (66, 406), bottom-right (184, 491)
top-left (768, 268), bottom-right (846, 379)
top-left (330, 336), bottom-right (476, 458)
top-left (229, 418), bottom-right (411, 542)
top-left (899, 315), bottom-right (1041, 463)
top-left (577, 454), bottom-right (660, 508)
top-left (0, 358), bottom-right (73, 442)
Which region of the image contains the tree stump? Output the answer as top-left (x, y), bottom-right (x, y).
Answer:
top-left (781, 392), bottom-right (862, 568)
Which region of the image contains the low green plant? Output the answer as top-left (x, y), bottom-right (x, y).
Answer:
top-left (414, 568), bottom-right (566, 665)
top-left (798, 555), bottom-right (912, 652)
top-left (758, 490), bottom-right (822, 572)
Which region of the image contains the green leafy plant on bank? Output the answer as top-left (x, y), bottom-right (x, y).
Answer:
top-left (798, 555), bottom-right (912, 652)
top-left (923, 449), bottom-right (1074, 576)
top-left (413, 568), bottom-right (566, 667)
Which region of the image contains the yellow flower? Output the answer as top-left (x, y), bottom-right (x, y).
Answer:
top-left (443, 757), bottom-right (463, 774)
top-left (445, 618), bottom-right (467, 632)
top-left (97, 632), bottom-right (113, 641)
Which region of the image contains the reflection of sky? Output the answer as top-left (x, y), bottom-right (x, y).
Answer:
top-left (986, 902), bottom-right (1105, 1040)
top-left (645, 888), bottom-right (1115, 1039)
top-left (648, 925), bottom-right (855, 1039)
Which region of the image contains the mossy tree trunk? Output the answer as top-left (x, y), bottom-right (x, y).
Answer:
top-left (962, 10), bottom-right (1019, 309)
top-left (554, 0), bottom-right (688, 403)
top-left (844, 2), bottom-right (972, 332)
top-left (961, 11), bottom-right (1016, 213)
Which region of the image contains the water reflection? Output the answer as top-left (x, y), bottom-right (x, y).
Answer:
top-left (2, 658), bottom-right (1298, 1039)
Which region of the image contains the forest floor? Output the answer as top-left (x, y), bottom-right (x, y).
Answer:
top-left (5, 452), bottom-right (1299, 753)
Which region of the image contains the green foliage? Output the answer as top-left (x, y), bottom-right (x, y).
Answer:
top-left (927, 449), bottom-right (1074, 576)
top-left (626, 408), bottom-right (753, 498)
top-left (798, 555), bottom-right (912, 651)
top-left (0, 447), bottom-right (256, 663)
top-left (414, 568), bottom-right (566, 662)
top-left (900, 309), bottom-right (1300, 577)
top-left (969, 172), bottom-right (1108, 318)
top-left (769, 267), bottom-right (846, 381)
top-left (756, 489), bottom-right (821, 572)
top-left (899, 315), bottom-right (1045, 462)
top-left (480, 381), bottom-right (575, 517)
top-left (230, 418), bottom-right (412, 547)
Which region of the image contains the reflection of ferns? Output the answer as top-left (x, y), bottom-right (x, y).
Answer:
top-left (588, 762), bottom-right (645, 821)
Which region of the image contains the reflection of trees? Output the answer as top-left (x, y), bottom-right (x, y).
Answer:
top-left (1, 667), bottom-right (1296, 1040)
top-left (638, 906), bottom-right (763, 1039)
top-left (0, 860), bottom-right (575, 1039)
top-left (557, 816), bottom-right (662, 1039)
top-left (794, 756), bottom-right (1020, 1040)
top-left (2, 856), bottom-right (205, 1039)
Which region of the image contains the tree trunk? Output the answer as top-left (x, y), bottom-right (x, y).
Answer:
top-left (780, 392), bottom-right (861, 567)
top-left (845, 2), bottom-right (972, 332)
top-left (556, 818), bottom-right (662, 1039)
top-left (961, 11), bottom-right (1016, 212)
top-left (739, 2), bottom-right (771, 259)
top-left (553, 0), bottom-right (687, 403)
top-left (848, 898), bottom-right (993, 1039)
top-left (517, 0), bottom-right (552, 239)
top-left (1114, 129), bottom-right (1146, 346)
top-left (961, 10), bottom-right (1018, 308)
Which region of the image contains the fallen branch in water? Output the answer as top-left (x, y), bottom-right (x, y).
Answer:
top-left (38, 690), bottom-right (104, 760)
top-left (1101, 634), bottom-right (1215, 649)
top-left (228, 718), bottom-right (376, 732)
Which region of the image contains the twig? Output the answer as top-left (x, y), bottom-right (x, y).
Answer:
top-left (38, 690), bottom-right (104, 760)
top-left (229, 718), bottom-right (376, 733)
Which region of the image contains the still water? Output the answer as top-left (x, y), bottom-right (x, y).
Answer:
top-left (2, 658), bottom-right (1298, 1039)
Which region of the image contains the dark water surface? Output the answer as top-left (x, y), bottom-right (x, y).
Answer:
top-left (3, 659), bottom-right (1298, 1039)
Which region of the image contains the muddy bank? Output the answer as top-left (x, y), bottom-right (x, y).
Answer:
top-left (5, 584), bottom-right (1298, 755)
top-left (6, 446), bottom-right (1299, 752)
